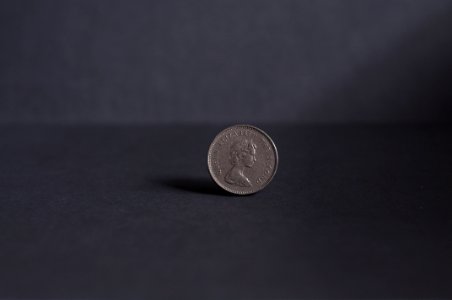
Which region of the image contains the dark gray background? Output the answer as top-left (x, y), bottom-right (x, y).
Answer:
top-left (1, 0), bottom-right (452, 123)
top-left (1, 2), bottom-right (452, 297)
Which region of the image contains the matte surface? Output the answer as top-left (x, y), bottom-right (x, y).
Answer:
top-left (1, 0), bottom-right (452, 123)
top-left (1, 124), bottom-right (451, 298)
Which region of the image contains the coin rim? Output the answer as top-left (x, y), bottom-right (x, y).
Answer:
top-left (207, 124), bottom-right (279, 195)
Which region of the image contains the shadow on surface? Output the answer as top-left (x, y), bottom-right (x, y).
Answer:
top-left (157, 177), bottom-right (229, 196)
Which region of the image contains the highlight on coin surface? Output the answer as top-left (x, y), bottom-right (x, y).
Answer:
top-left (207, 125), bottom-right (278, 195)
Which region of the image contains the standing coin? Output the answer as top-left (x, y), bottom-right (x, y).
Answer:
top-left (207, 125), bottom-right (278, 195)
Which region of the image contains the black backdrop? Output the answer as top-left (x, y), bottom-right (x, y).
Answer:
top-left (1, 0), bottom-right (452, 123)
top-left (2, 2), bottom-right (452, 298)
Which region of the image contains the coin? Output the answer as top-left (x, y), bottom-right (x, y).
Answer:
top-left (207, 125), bottom-right (278, 195)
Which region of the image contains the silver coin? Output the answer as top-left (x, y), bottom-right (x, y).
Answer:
top-left (207, 125), bottom-right (278, 195)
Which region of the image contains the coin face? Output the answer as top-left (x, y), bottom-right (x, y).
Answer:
top-left (207, 125), bottom-right (278, 195)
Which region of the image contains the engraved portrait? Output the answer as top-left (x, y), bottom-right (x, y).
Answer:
top-left (225, 139), bottom-right (257, 187)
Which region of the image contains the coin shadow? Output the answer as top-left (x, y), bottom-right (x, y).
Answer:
top-left (157, 177), bottom-right (230, 196)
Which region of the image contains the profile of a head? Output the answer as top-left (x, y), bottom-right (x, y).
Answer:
top-left (224, 139), bottom-right (257, 187)
top-left (229, 139), bottom-right (257, 168)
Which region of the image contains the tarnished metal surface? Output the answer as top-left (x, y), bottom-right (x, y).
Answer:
top-left (208, 125), bottom-right (278, 195)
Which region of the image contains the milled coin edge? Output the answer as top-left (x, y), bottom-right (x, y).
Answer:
top-left (207, 124), bottom-right (279, 195)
